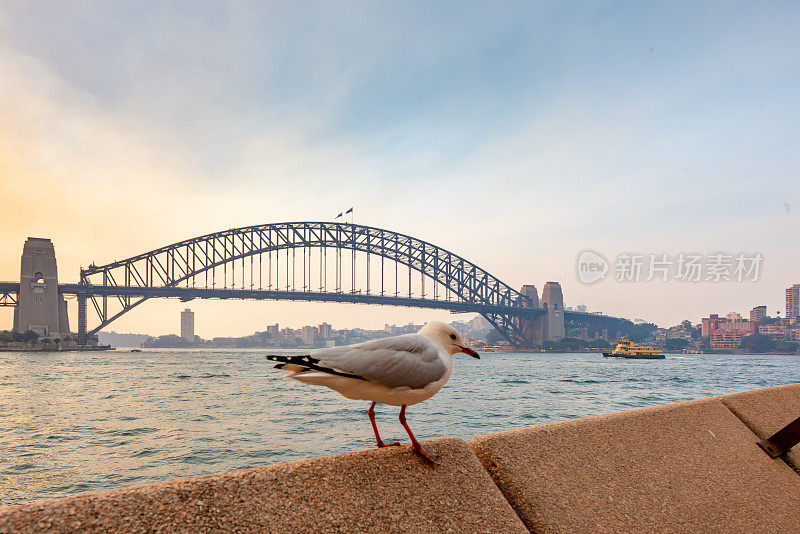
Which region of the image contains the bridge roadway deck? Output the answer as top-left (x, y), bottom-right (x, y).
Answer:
top-left (57, 283), bottom-right (545, 317)
top-left (1, 280), bottom-right (629, 326)
top-left (0, 282), bottom-right (19, 292)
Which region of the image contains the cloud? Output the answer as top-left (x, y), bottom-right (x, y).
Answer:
top-left (1, 2), bottom-right (799, 333)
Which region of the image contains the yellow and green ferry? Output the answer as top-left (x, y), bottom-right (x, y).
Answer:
top-left (603, 339), bottom-right (665, 359)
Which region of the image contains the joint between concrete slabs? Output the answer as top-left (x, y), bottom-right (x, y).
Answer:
top-left (718, 383), bottom-right (800, 475)
top-left (719, 397), bottom-right (798, 475)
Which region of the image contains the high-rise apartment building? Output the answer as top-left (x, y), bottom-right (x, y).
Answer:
top-left (180, 308), bottom-right (195, 341)
top-left (301, 325), bottom-right (317, 346)
top-left (749, 305), bottom-right (767, 323)
top-left (318, 322), bottom-right (333, 339)
top-left (787, 284), bottom-right (800, 324)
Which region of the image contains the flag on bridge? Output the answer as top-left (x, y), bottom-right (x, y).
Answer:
top-left (335, 212), bottom-right (343, 219)
top-left (345, 207), bottom-right (353, 214)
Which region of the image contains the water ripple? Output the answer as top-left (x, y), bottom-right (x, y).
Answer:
top-left (1, 348), bottom-right (798, 506)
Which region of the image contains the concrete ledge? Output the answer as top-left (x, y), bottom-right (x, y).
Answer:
top-left (0, 438), bottom-right (527, 534)
top-left (470, 397), bottom-right (800, 533)
top-left (720, 382), bottom-right (800, 473)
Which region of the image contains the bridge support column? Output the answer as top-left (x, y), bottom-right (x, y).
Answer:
top-left (517, 285), bottom-right (540, 346)
top-left (77, 292), bottom-right (87, 345)
top-left (540, 282), bottom-right (566, 342)
top-left (14, 238), bottom-right (70, 339)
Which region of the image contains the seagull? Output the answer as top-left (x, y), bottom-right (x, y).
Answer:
top-left (266, 321), bottom-right (479, 464)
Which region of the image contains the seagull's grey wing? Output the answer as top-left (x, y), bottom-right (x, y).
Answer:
top-left (309, 334), bottom-right (446, 389)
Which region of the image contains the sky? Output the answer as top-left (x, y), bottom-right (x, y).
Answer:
top-left (1, 1), bottom-right (798, 337)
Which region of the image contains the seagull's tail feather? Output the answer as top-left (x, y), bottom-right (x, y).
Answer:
top-left (266, 354), bottom-right (311, 369)
top-left (265, 354), bottom-right (366, 381)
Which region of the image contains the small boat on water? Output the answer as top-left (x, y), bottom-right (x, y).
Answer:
top-left (603, 339), bottom-right (665, 359)
top-left (130, 348), bottom-right (142, 352)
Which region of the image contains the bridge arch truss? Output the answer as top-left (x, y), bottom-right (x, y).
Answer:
top-left (77, 222), bottom-right (537, 344)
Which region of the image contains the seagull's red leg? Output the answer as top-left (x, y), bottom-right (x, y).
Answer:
top-left (368, 402), bottom-right (400, 448)
top-left (398, 405), bottom-right (438, 464)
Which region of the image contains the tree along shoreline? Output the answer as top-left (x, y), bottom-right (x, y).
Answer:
top-left (0, 345), bottom-right (113, 352)
top-left (0, 330), bottom-right (110, 351)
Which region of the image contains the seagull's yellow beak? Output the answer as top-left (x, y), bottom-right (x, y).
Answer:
top-left (459, 346), bottom-right (480, 359)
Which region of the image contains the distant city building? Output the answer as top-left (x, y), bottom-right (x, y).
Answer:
top-left (788, 327), bottom-right (800, 341)
top-left (468, 316), bottom-right (490, 332)
top-left (702, 313), bottom-right (754, 340)
top-left (396, 323), bottom-right (423, 335)
top-left (180, 308), bottom-right (194, 341)
top-left (758, 323), bottom-right (785, 338)
top-left (576, 304), bottom-right (587, 313)
top-left (266, 323), bottom-right (279, 337)
top-left (654, 328), bottom-right (667, 344)
top-left (318, 322), bottom-right (333, 339)
top-left (710, 330), bottom-right (744, 349)
top-left (281, 327), bottom-right (300, 342)
top-left (749, 306), bottom-right (767, 323)
top-left (701, 314), bottom-right (726, 337)
top-left (301, 325), bottom-right (317, 346)
top-left (718, 319), bottom-right (756, 334)
top-left (667, 325), bottom-right (692, 341)
top-left (787, 284), bottom-right (800, 324)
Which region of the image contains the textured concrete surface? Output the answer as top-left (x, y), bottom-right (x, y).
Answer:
top-left (0, 438), bottom-right (527, 534)
top-left (470, 397), bottom-right (800, 533)
top-left (721, 382), bottom-right (800, 473)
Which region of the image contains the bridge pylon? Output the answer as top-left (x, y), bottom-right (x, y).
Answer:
top-left (540, 281), bottom-right (566, 342)
top-left (14, 238), bottom-right (70, 339)
top-left (516, 285), bottom-right (540, 346)
top-left (77, 291), bottom-right (87, 344)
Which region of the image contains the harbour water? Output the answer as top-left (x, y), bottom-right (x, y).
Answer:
top-left (2, 348), bottom-right (799, 506)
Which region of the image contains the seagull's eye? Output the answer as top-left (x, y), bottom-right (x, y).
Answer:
top-left (449, 334), bottom-right (457, 340)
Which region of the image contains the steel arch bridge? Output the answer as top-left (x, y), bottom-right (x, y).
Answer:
top-left (74, 221), bottom-right (546, 345)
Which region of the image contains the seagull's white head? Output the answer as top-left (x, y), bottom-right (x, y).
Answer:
top-left (419, 321), bottom-right (480, 358)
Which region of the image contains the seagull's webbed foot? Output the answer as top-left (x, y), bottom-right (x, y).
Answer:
top-left (377, 440), bottom-right (402, 448)
top-left (411, 443), bottom-right (438, 464)
top-left (398, 404), bottom-right (438, 465)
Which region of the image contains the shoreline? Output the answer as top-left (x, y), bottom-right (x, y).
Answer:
top-left (0, 345), bottom-right (115, 352)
